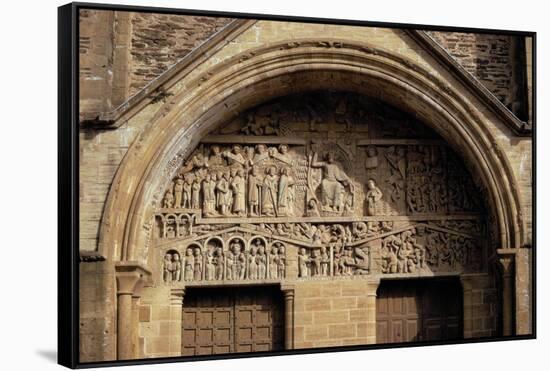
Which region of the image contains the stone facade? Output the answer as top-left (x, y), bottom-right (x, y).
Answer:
top-left (78, 10), bottom-right (533, 363)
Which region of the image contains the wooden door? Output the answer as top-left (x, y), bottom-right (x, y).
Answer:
top-left (182, 286), bottom-right (283, 355)
top-left (376, 278), bottom-right (463, 344)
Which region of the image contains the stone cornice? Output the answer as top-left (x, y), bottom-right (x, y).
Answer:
top-left (79, 250), bottom-right (106, 262)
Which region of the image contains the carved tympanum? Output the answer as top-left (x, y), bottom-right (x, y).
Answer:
top-left (155, 92), bottom-right (488, 285)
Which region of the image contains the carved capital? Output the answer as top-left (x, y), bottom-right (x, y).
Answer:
top-left (497, 249), bottom-right (517, 277)
top-left (115, 262), bottom-right (151, 296)
top-left (170, 288), bottom-right (186, 306)
top-left (365, 279), bottom-right (381, 297)
top-left (459, 276), bottom-right (474, 292)
top-left (281, 284), bottom-right (295, 300)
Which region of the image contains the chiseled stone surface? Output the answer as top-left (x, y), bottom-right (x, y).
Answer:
top-left (78, 10), bottom-right (533, 363)
top-left (427, 31), bottom-right (515, 106)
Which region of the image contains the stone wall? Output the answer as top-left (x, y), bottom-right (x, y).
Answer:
top-left (79, 10), bottom-right (115, 113)
top-left (293, 280), bottom-right (375, 348)
top-left (79, 261), bottom-right (117, 362)
top-left (426, 31), bottom-right (526, 117)
top-left (129, 13), bottom-right (231, 95)
top-left (137, 286), bottom-right (182, 358)
top-left (79, 9), bottom-right (232, 114)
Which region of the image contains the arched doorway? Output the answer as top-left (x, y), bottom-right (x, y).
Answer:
top-left (101, 42), bottom-right (523, 359)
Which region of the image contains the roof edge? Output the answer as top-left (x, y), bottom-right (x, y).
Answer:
top-left (79, 18), bottom-right (257, 128)
top-left (406, 30), bottom-right (531, 136)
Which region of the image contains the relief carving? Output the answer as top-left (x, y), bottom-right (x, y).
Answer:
top-left (309, 151), bottom-right (355, 214)
top-left (162, 251), bottom-right (182, 283)
top-left (155, 92), bottom-right (488, 285)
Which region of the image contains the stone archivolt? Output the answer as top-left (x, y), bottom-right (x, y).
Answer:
top-left (153, 92), bottom-right (487, 285)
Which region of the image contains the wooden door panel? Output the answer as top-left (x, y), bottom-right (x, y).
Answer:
top-left (406, 319), bottom-right (420, 342)
top-left (376, 321), bottom-right (389, 344)
top-left (182, 286), bottom-right (283, 355)
top-left (376, 279), bottom-right (463, 344)
top-left (391, 320), bottom-right (404, 343)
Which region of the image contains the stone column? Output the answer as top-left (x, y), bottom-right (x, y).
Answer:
top-left (497, 249), bottom-right (517, 336)
top-left (460, 275), bottom-right (474, 339)
top-left (281, 284), bottom-right (295, 350)
top-left (169, 288), bottom-right (185, 357)
top-left (115, 262), bottom-right (151, 360)
top-left (131, 295), bottom-right (140, 357)
top-left (365, 279), bottom-right (380, 345)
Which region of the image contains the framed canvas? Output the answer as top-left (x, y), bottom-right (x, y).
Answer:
top-left (58, 2), bottom-right (536, 368)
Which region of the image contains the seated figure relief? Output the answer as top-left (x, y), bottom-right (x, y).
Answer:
top-left (309, 151), bottom-right (355, 214)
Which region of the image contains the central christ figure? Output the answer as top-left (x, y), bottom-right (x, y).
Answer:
top-left (309, 151), bottom-right (354, 212)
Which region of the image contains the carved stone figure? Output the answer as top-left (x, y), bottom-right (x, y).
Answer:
top-left (204, 248), bottom-right (215, 281)
top-left (172, 253), bottom-right (182, 282)
top-left (311, 249), bottom-right (322, 276)
top-left (231, 169), bottom-right (246, 216)
top-left (216, 172), bottom-right (230, 215)
top-left (229, 241), bottom-right (246, 280)
top-left (208, 145), bottom-right (224, 167)
top-left (163, 253), bottom-right (173, 283)
top-left (248, 247), bottom-right (258, 280)
top-left (277, 244), bottom-right (286, 278)
top-left (241, 113), bottom-right (280, 136)
top-left (271, 144), bottom-right (292, 165)
top-left (320, 246), bottom-right (330, 276)
top-left (181, 153), bottom-right (209, 174)
top-left (182, 176), bottom-right (193, 209)
top-left (298, 247), bottom-right (310, 278)
top-left (214, 247), bottom-right (224, 280)
top-left (262, 166), bottom-right (279, 216)
top-left (310, 152), bottom-right (354, 213)
top-left (385, 146), bottom-right (406, 203)
top-left (173, 177), bottom-right (184, 209)
top-left (278, 167), bottom-right (295, 216)
top-left (163, 191), bottom-right (174, 208)
top-left (365, 179), bottom-right (383, 216)
top-left (381, 235), bottom-right (400, 274)
top-left (225, 249), bottom-right (235, 280)
top-left (256, 241), bottom-right (267, 279)
top-left (248, 166), bottom-right (262, 216)
top-left (184, 248), bottom-right (194, 281)
top-left (353, 246), bottom-right (369, 274)
top-left (191, 179), bottom-right (201, 209)
top-left (333, 249), bottom-right (342, 276)
top-left (253, 144), bottom-right (269, 165)
top-left (202, 173), bottom-right (217, 216)
top-left (224, 144), bottom-right (246, 167)
top-left (267, 245), bottom-right (278, 279)
top-left (365, 146), bottom-right (378, 169)
top-left (193, 247), bottom-right (203, 280)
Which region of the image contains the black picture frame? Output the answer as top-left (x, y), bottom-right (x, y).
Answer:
top-left (58, 2), bottom-right (537, 368)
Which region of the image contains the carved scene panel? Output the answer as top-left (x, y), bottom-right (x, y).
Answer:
top-left (153, 91), bottom-right (489, 285)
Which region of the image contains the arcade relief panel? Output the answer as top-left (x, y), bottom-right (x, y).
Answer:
top-left (153, 91), bottom-right (488, 285)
